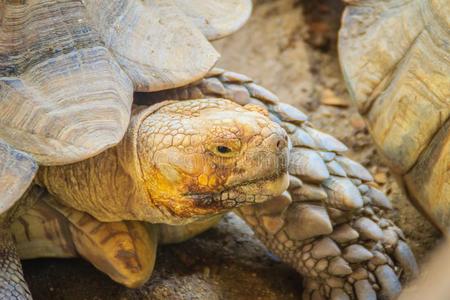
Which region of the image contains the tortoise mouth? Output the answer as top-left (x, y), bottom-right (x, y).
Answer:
top-left (184, 171), bottom-right (289, 210)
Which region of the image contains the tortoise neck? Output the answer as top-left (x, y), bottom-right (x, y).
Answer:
top-left (36, 143), bottom-right (167, 223)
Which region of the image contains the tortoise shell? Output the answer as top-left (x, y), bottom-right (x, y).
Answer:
top-left (339, 0), bottom-right (449, 230)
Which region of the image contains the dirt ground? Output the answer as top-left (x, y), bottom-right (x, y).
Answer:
top-left (24, 0), bottom-right (440, 299)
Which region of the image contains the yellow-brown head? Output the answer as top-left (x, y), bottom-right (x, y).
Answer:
top-left (135, 99), bottom-right (289, 220)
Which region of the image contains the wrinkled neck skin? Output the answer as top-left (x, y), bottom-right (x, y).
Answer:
top-left (37, 143), bottom-right (162, 223)
top-left (37, 99), bottom-right (289, 225)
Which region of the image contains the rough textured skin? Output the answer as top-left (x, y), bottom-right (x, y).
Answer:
top-left (0, 143), bottom-right (38, 300)
top-left (1, 97), bottom-right (287, 296)
top-left (0, 1), bottom-right (262, 297)
top-left (6, 73), bottom-right (417, 298)
top-left (37, 99), bottom-right (289, 224)
top-left (0, 230), bottom-right (31, 300)
top-left (0, 0), bottom-right (133, 165)
top-left (0, 187), bottom-right (44, 300)
top-left (173, 0), bottom-right (253, 40)
top-left (138, 69), bottom-right (419, 299)
top-left (82, 0), bottom-right (219, 92)
top-left (339, 0), bottom-right (449, 231)
top-left (8, 98), bottom-right (287, 295)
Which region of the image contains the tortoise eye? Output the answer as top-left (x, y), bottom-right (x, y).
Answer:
top-left (217, 146), bottom-right (232, 154)
top-left (208, 140), bottom-right (241, 158)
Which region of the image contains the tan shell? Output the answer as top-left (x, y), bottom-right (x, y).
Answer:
top-left (0, 0), bottom-right (133, 165)
top-left (82, 0), bottom-right (220, 91)
top-left (174, 0), bottom-right (253, 40)
top-left (339, 0), bottom-right (449, 230)
top-left (0, 0), bottom-right (243, 165)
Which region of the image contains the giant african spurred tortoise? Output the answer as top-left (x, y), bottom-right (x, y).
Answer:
top-left (0, 1), bottom-right (417, 299)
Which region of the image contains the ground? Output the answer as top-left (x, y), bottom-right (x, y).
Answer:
top-left (24, 0), bottom-right (439, 299)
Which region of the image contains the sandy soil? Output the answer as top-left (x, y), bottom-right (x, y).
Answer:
top-left (24, 0), bottom-right (439, 299)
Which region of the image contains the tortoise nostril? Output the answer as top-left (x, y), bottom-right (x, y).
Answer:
top-left (275, 136), bottom-right (287, 150)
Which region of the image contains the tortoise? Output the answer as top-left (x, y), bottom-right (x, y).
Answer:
top-left (338, 0), bottom-right (449, 233)
top-left (0, 0), bottom-right (417, 299)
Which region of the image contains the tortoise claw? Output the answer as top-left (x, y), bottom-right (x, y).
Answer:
top-left (354, 279), bottom-right (376, 300)
top-left (375, 265), bottom-right (402, 299)
top-left (394, 241), bottom-right (419, 279)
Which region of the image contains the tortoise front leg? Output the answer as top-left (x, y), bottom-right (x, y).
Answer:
top-left (0, 141), bottom-right (38, 299)
top-left (0, 230), bottom-right (31, 300)
top-left (238, 188), bottom-right (417, 300)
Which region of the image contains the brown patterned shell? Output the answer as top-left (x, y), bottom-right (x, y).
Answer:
top-left (0, 0), bottom-right (134, 166)
top-left (174, 0), bottom-right (253, 40)
top-left (81, 0), bottom-right (220, 92)
top-left (338, 0), bottom-right (449, 230)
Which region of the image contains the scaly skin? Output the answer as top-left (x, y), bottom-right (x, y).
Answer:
top-left (36, 99), bottom-right (289, 224)
top-left (138, 68), bottom-right (419, 299)
top-left (0, 230), bottom-right (31, 300)
top-left (0, 143), bottom-right (37, 300)
top-left (0, 187), bottom-right (41, 300)
top-left (8, 71), bottom-right (417, 299)
top-left (10, 98), bottom-right (290, 291)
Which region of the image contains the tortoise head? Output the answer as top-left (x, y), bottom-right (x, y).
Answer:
top-left (134, 99), bottom-right (289, 220)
